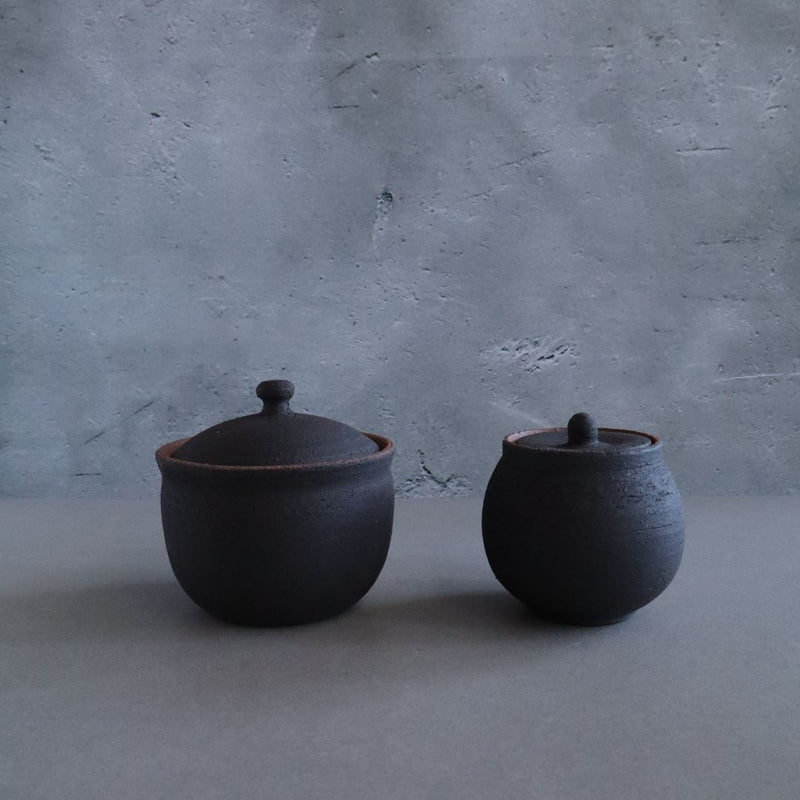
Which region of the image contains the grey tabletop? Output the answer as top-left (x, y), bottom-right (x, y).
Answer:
top-left (1, 497), bottom-right (798, 800)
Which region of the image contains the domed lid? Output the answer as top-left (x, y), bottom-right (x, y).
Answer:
top-left (516, 412), bottom-right (654, 451)
top-left (172, 380), bottom-right (379, 466)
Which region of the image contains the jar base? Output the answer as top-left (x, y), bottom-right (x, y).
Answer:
top-left (198, 603), bottom-right (356, 628)
top-left (529, 608), bottom-right (635, 627)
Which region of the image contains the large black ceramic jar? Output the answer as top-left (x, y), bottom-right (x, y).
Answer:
top-left (482, 413), bottom-right (684, 625)
top-left (156, 380), bottom-right (395, 626)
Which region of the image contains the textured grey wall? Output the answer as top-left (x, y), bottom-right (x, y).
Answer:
top-left (2, 0), bottom-right (798, 497)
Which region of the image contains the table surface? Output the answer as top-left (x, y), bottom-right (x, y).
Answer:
top-left (1, 497), bottom-right (798, 800)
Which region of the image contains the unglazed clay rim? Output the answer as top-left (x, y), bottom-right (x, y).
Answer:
top-left (156, 433), bottom-right (395, 473)
top-left (505, 427), bottom-right (660, 450)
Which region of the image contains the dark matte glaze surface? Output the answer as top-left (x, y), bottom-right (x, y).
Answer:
top-left (157, 435), bottom-right (394, 626)
top-left (482, 427), bottom-right (684, 625)
top-left (172, 380), bottom-right (378, 467)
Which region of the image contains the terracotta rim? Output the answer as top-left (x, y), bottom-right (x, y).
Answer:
top-left (156, 433), bottom-right (395, 473)
top-left (505, 427), bottom-right (660, 449)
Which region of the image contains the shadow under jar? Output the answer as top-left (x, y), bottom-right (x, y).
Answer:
top-left (482, 413), bottom-right (684, 626)
top-left (156, 380), bottom-right (395, 626)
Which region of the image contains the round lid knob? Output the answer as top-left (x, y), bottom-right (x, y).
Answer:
top-left (257, 380), bottom-right (294, 415)
top-left (567, 412), bottom-right (598, 446)
top-left (172, 379), bottom-right (379, 466)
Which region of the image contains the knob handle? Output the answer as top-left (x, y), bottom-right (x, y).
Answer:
top-left (567, 412), bottom-right (598, 445)
top-left (257, 380), bottom-right (294, 415)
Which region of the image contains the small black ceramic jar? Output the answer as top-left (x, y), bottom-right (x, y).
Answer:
top-left (482, 413), bottom-right (684, 625)
top-left (156, 380), bottom-right (395, 626)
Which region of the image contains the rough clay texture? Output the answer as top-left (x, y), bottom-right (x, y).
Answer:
top-left (1, 1), bottom-right (798, 498)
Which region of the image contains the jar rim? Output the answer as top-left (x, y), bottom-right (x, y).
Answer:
top-left (505, 426), bottom-right (660, 450)
top-left (156, 433), bottom-right (394, 473)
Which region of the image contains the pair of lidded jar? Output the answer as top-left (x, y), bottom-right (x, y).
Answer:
top-left (156, 380), bottom-right (684, 627)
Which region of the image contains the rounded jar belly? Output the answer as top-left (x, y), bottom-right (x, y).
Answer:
top-left (482, 448), bottom-right (684, 625)
top-left (157, 435), bottom-right (395, 626)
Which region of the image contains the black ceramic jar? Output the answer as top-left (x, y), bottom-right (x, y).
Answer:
top-left (482, 413), bottom-right (684, 625)
top-left (156, 380), bottom-right (395, 626)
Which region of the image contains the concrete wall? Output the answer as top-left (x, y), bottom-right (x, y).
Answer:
top-left (2, 0), bottom-right (798, 497)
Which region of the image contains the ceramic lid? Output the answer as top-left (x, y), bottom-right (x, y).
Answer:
top-left (516, 412), bottom-right (654, 451)
top-left (172, 380), bottom-right (379, 466)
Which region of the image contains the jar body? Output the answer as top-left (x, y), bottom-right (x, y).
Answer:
top-left (157, 436), bottom-right (394, 626)
top-left (482, 443), bottom-right (684, 625)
